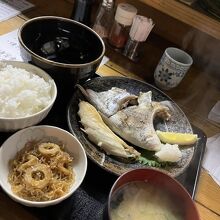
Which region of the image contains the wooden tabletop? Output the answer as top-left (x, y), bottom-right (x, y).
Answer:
top-left (0, 0), bottom-right (220, 220)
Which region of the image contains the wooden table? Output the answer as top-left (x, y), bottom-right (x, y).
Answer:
top-left (0, 1), bottom-right (220, 220)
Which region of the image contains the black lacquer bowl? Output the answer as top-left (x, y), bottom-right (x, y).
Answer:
top-left (67, 76), bottom-right (195, 177)
top-left (18, 16), bottom-right (105, 83)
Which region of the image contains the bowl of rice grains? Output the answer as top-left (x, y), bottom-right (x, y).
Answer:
top-left (0, 125), bottom-right (87, 207)
top-left (0, 61), bottom-right (57, 132)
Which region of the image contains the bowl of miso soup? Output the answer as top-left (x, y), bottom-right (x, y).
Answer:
top-left (108, 168), bottom-right (200, 220)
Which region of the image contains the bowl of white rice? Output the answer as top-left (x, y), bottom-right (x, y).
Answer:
top-left (0, 61), bottom-right (57, 132)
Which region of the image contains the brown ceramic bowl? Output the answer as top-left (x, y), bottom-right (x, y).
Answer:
top-left (18, 16), bottom-right (105, 83)
top-left (108, 168), bottom-right (200, 220)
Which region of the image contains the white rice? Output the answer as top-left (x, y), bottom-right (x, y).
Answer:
top-left (0, 63), bottom-right (53, 118)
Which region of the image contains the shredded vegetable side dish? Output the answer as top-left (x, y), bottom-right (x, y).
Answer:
top-left (8, 141), bottom-right (74, 201)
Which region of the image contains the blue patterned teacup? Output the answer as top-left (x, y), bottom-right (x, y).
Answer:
top-left (154, 47), bottom-right (193, 90)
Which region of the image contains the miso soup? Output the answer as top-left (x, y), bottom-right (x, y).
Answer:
top-left (110, 181), bottom-right (185, 220)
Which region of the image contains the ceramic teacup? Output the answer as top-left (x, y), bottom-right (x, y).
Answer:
top-left (154, 47), bottom-right (193, 90)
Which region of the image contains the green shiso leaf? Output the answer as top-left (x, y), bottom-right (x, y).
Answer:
top-left (138, 149), bottom-right (167, 168)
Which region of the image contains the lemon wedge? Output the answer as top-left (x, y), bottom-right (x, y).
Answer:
top-left (156, 130), bottom-right (198, 145)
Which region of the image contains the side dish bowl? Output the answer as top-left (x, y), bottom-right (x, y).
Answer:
top-left (0, 125), bottom-right (87, 207)
top-left (0, 61), bottom-right (57, 132)
top-left (108, 168), bottom-right (200, 220)
top-left (18, 16), bottom-right (105, 82)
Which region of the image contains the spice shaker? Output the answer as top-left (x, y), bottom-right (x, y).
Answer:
top-left (92, 0), bottom-right (115, 39)
top-left (123, 15), bottom-right (154, 61)
top-left (108, 3), bottom-right (137, 49)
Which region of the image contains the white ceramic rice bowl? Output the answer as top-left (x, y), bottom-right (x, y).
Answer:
top-left (0, 61), bottom-right (57, 132)
top-left (0, 125), bottom-right (87, 207)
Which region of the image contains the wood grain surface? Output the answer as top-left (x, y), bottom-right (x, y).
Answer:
top-left (0, 0), bottom-right (219, 219)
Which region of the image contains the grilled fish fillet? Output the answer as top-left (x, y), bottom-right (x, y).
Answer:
top-left (101, 91), bottom-right (171, 151)
top-left (78, 101), bottom-right (140, 159)
top-left (77, 85), bottom-right (138, 117)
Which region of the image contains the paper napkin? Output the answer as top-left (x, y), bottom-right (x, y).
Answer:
top-left (202, 134), bottom-right (220, 186)
top-left (208, 101), bottom-right (220, 123)
top-left (99, 56), bottom-right (109, 67)
top-left (0, 0), bottom-right (34, 22)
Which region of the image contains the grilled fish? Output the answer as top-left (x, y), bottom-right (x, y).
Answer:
top-left (78, 101), bottom-right (140, 159)
top-left (77, 85), bottom-right (138, 117)
top-left (78, 85), bottom-right (172, 151)
top-left (101, 91), bottom-right (171, 151)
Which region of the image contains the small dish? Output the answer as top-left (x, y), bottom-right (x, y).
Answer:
top-left (0, 125), bottom-right (87, 207)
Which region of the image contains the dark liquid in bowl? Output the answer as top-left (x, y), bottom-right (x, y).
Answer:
top-left (33, 36), bottom-right (92, 64)
top-left (21, 20), bottom-right (103, 65)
